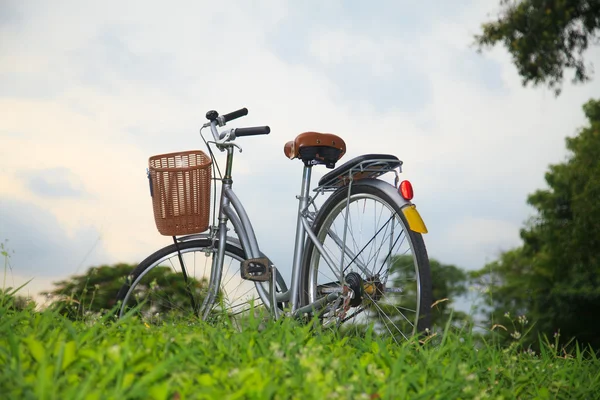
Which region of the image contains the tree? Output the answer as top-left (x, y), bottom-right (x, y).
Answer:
top-left (43, 264), bottom-right (132, 319)
top-left (43, 263), bottom-right (207, 320)
top-left (475, 0), bottom-right (600, 94)
top-left (472, 99), bottom-right (600, 349)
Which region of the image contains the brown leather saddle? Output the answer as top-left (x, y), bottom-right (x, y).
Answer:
top-left (283, 132), bottom-right (346, 169)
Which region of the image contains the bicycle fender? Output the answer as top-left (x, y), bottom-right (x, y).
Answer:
top-left (348, 179), bottom-right (428, 234)
top-left (175, 234), bottom-right (281, 258)
top-left (176, 233), bottom-right (241, 247)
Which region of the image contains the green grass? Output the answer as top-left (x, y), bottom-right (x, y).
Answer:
top-left (1, 304), bottom-right (599, 400)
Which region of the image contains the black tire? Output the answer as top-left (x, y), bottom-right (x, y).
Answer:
top-left (300, 181), bottom-right (432, 342)
top-left (116, 238), bottom-right (287, 323)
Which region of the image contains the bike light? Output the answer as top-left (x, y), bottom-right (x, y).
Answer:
top-left (399, 180), bottom-right (414, 200)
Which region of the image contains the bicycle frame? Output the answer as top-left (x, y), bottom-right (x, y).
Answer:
top-left (196, 119), bottom-right (427, 320)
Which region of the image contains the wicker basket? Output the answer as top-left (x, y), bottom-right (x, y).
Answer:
top-left (148, 150), bottom-right (212, 236)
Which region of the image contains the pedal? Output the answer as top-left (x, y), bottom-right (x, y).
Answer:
top-left (240, 258), bottom-right (272, 282)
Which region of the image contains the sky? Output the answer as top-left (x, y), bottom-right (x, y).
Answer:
top-left (1, 0), bottom-right (599, 307)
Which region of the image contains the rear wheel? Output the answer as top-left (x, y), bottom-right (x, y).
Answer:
top-left (116, 238), bottom-right (286, 324)
top-left (300, 182), bottom-right (432, 343)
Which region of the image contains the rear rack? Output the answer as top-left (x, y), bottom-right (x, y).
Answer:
top-left (315, 154), bottom-right (402, 191)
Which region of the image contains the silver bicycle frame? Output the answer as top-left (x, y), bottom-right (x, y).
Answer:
top-left (201, 120), bottom-right (409, 317)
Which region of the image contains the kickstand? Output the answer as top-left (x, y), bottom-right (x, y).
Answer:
top-left (270, 266), bottom-right (280, 320)
top-left (173, 236), bottom-right (198, 313)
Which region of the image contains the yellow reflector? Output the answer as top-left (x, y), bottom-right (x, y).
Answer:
top-left (401, 205), bottom-right (428, 234)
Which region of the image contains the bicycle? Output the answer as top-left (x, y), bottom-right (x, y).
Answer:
top-left (116, 107), bottom-right (432, 343)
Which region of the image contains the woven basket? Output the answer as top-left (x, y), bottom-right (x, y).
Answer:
top-left (148, 150), bottom-right (212, 236)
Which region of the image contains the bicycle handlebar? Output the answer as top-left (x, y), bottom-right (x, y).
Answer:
top-left (222, 108), bottom-right (248, 123)
top-left (206, 107), bottom-right (270, 143)
top-left (235, 126), bottom-right (270, 137)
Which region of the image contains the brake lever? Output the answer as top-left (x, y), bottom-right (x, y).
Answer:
top-left (206, 140), bottom-right (243, 153)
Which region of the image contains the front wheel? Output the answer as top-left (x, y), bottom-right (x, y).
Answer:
top-left (116, 238), bottom-right (286, 324)
top-left (300, 181), bottom-right (432, 343)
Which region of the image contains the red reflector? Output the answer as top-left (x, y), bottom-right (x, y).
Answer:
top-left (399, 180), bottom-right (414, 200)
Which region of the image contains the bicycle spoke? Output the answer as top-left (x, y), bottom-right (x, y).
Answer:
top-left (364, 201), bottom-right (387, 273)
top-left (365, 215), bottom-right (396, 276)
top-left (342, 213), bottom-right (397, 274)
top-left (222, 258), bottom-right (239, 289)
top-left (375, 227), bottom-right (405, 278)
top-left (364, 291), bottom-right (411, 339)
top-left (393, 304), bottom-right (417, 313)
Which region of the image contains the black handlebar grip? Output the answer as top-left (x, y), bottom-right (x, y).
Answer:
top-left (235, 126), bottom-right (271, 137)
top-left (222, 108), bottom-right (248, 123)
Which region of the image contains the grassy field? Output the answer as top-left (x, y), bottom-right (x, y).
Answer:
top-left (1, 301), bottom-right (599, 400)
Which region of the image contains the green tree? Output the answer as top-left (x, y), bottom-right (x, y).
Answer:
top-left (472, 99), bottom-right (600, 349)
top-left (475, 0), bottom-right (600, 94)
top-left (43, 263), bottom-right (207, 320)
top-left (43, 264), bottom-right (133, 319)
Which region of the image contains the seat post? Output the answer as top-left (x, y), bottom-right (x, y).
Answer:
top-left (289, 165), bottom-right (312, 311)
top-left (299, 165), bottom-right (312, 200)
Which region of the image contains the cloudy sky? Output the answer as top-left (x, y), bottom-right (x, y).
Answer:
top-left (1, 1), bottom-right (599, 306)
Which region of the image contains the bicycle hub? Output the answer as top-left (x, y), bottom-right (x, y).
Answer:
top-left (345, 272), bottom-right (363, 307)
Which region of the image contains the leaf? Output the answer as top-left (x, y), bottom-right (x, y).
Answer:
top-left (122, 373), bottom-right (135, 389)
top-left (61, 341), bottom-right (77, 371)
top-left (197, 373), bottom-right (215, 386)
top-left (537, 387), bottom-right (550, 399)
top-left (84, 392), bottom-right (101, 400)
top-left (24, 337), bottom-right (45, 363)
top-left (371, 341), bottom-right (380, 354)
top-left (149, 382), bottom-right (170, 400)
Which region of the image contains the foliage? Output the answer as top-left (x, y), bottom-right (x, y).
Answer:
top-left (42, 263), bottom-right (207, 321)
top-left (472, 99), bottom-right (600, 350)
top-left (0, 305), bottom-right (599, 399)
top-left (42, 264), bottom-right (133, 319)
top-left (475, 0), bottom-right (600, 94)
